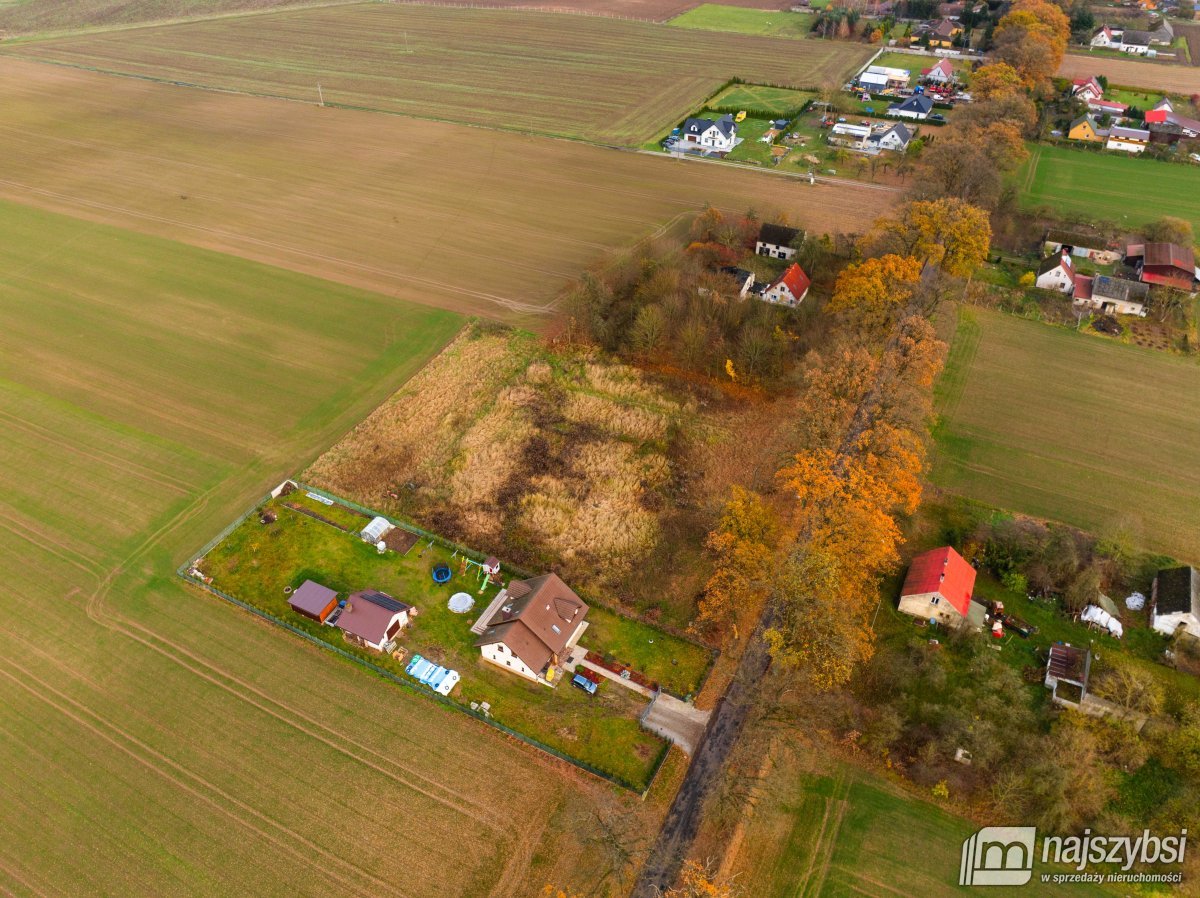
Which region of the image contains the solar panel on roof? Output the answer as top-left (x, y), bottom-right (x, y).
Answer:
top-left (360, 590), bottom-right (406, 613)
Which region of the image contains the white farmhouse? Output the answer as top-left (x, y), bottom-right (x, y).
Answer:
top-left (681, 114), bottom-right (738, 152)
top-left (1035, 252), bottom-right (1076, 294)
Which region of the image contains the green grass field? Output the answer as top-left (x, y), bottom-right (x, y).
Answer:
top-left (730, 756), bottom-right (1114, 897)
top-left (0, 196), bottom-right (662, 896)
top-left (933, 306), bottom-right (1200, 563)
top-left (1017, 144), bottom-right (1200, 233)
top-left (7, 4), bottom-right (870, 145)
top-left (667, 3), bottom-right (815, 38)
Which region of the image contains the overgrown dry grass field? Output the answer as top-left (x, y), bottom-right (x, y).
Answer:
top-left (0, 196), bottom-right (664, 897)
top-left (8, 3), bottom-right (872, 143)
top-left (305, 324), bottom-right (816, 632)
top-left (307, 326), bottom-right (689, 596)
top-left (933, 306), bottom-right (1200, 563)
top-left (0, 59), bottom-right (892, 327)
top-left (1059, 52), bottom-right (1200, 94)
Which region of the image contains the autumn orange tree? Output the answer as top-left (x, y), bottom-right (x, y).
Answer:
top-left (767, 314), bottom-right (947, 689)
top-left (860, 199), bottom-right (991, 278)
top-left (825, 254), bottom-right (922, 334)
top-left (692, 487), bottom-right (780, 637)
top-left (992, 0), bottom-right (1070, 90)
top-left (666, 860), bottom-right (738, 898)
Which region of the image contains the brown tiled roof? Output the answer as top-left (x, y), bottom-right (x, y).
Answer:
top-left (337, 590), bottom-right (408, 644)
top-left (475, 573), bottom-right (588, 672)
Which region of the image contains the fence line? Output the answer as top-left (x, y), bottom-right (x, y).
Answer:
top-left (179, 478), bottom-right (697, 794)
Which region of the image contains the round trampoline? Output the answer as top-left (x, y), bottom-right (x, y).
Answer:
top-left (448, 592), bottom-right (475, 614)
top-left (432, 563), bottom-right (452, 584)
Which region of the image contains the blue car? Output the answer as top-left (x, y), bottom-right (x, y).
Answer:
top-left (572, 673), bottom-right (598, 695)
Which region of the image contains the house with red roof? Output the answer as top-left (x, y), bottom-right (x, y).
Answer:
top-left (1090, 26), bottom-right (1120, 49)
top-left (899, 546), bottom-right (976, 627)
top-left (760, 263), bottom-right (811, 307)
top-left (1086, 97), bottom-right (1128, 117)
top-left (1071, 77), bottom-right (1104, 103)
top-left (1034, 251), bottom-right (1076, 294)
top-left (922, 58), bottom-right (955, 84)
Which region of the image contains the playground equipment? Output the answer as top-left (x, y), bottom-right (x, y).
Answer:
top-left (459, 555), bottom-right (502, 594)
top-left (432, 563), bottom-right (452, 584)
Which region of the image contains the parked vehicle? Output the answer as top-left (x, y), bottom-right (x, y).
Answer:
top-left (572, 673), bottom-right (598, 695)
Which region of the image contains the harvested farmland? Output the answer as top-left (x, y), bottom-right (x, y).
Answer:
top-left (0, 197), bottom-right (667, 898)
top-left (0, 0), bottom-right (351, 36)
top-left (1058, 52), bottom-right (1200, 95)
top-left (933, 306), bottom-right (1200, 563)
top-left (8, 3), bottom-right (873, 143)
top-left (0, 59), bottom-right (894, 326)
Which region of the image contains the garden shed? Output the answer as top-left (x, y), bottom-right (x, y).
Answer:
top-left (288, 580), bottom-right (339, 623)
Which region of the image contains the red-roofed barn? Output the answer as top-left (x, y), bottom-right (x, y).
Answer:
top-left (899, 546), bottom-right (976, 627)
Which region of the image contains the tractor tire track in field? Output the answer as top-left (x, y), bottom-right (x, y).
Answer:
top-left (80, 477), bottom-right (510, 829)
top-left (0, 848), bottom-right (57, 898)
top-left (0, 658), bottom-right (400, 898)
top-left (0, 407), bottom-right (194, 495)
top-left (0, 178), bottom-right (556, 318)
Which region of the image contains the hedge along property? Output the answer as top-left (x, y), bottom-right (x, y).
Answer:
top-left (186, 482), bottom-right (714, 792)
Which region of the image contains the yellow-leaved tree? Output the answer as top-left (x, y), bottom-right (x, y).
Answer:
top-left (692, 487), bottom-right (779, 637)
top-left (826, 254), bottom-right (922, 334)
top-left (861, 199), bottom-right (991, 279)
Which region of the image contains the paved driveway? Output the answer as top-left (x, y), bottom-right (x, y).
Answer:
top-left (640, 693), bottom-right (711, 756)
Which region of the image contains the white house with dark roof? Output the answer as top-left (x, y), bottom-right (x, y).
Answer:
top-left (873, 122), bottom-right (913, 152)
top-left (889, 94), bottom-right (934, 120)
top-left (1152, 566), bottom-right (1200, 638)
top-left (755, 222), bottom-right (801, 259)
top-left (1107, 125), bottom-right (1150, 153)
top-left (682, 114), bottom-right (738, 152)
top-left (1035, 252), bottom-right (1076, 294)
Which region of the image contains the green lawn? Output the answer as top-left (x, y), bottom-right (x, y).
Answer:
top-left (932, 306), bottom-right (1200, 564)
top-left (708, 82), bottom-right (816, 116)
top-left (1105, 86), bottom-right (1169, 109)
top-left (1017, 143), bottom-right (1200, 233)
top-left (667, 3), bottom-right (815, 38)
top-left (197, 490), bottom-right (712, 789)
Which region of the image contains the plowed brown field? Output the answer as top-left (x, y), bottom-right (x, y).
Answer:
top-left (8, 4), bottom-right (870, 143)
top-left (1058, 52), bottom-right (1200, 93)
top-left (0, 59), bottom-right (894, 326)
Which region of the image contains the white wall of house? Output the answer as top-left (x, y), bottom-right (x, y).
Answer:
top-left (762, 283), bottom-right (803, 306)
top-left (899, 592), bottom-right (965, 627)
top-left (1106, 136), bottom-right (1147, 153)
top-left (877, 132), bottom-right (908, 151)
top-left (1151, 610), bottom-right (1200, 638)
top-left (1121, 43), bottom-right (1151, 55)
top-left (480, 642), bottom-right (540, 682)
top-left (755, 241), bottom-right (795, 260)
top-left (1037, 264), bottom-right (1074, 294)
top-left (1077, 295), bottom-right (1147, 316)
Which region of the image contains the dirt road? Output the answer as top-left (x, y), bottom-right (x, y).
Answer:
top-left (630, 621), bottom-right (773, 897)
